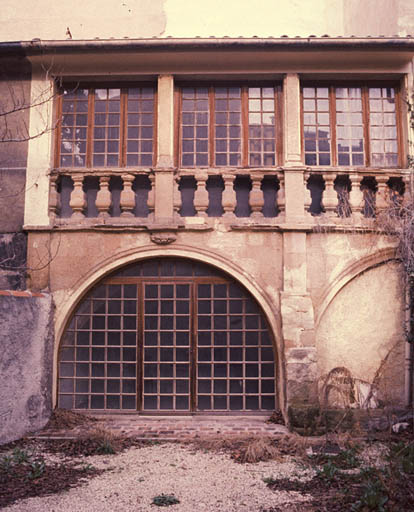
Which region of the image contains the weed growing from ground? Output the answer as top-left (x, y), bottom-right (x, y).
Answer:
top-left (151, 493), bottom-right (180, 507)
top-left (0, 442), bottom-right (105, 508)
top-left (316, 459), bottom-right (339, 482)
top-left (264, 440), bottom-right (414, 511)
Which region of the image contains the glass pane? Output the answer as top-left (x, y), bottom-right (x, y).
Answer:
top-left (369, 87), bottom-right (398, 167)
top-left (214, 87), bottom-right (242, 167)
top-left (303, 87), bottom-right (331, 166)
top-left (181, 87), bottom-right (209, 167)
top-left (60, 89), bottom-right (89, 167)
top-left (248, 87), bottom-right (276, 167)
top-left (126, 87), bottom-right (155, 167)
top-left (336, 87), bottom-right (363, 167)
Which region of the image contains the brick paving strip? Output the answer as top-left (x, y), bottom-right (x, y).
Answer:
top-left (32, 414), bottom-right (289, 441)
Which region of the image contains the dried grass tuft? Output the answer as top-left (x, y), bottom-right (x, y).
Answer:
top-left (189, 433), bottom-right (308, 463)
top-left (79, 426), bottom-right (123, 454)
top-left (235, 436), bottom-right (281, 463)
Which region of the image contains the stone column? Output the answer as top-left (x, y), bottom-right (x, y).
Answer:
top-left (280, 74), bottom-right (318, 413)
top-left (154, 75), bottom-right (175, 224)
top-left (282, 73), bottom-right (307, 223)
top-left (281, 232), bottom-right (317, 409)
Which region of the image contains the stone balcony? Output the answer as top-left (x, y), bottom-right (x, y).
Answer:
top-left (48, 166), bottom-right (411, 231)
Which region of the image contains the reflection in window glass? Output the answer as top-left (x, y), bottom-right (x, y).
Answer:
top-left (60, 89), bottom-right (89, 167)
top-left (303, 87), bottom-right (331, 166)
top-left (59, 86), bottom-right (155, 168)
top-left (248, 87), bottom-right (276, 166)
top-left (180, 85), bottom-right (280, 168)
top-left (369, 87), bottom-right (398, 167)
top-left (336, 87), bottom-right (364, 166)
top-left (303, 85), bottom-right (399, 167)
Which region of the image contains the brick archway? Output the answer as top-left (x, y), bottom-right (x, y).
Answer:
top-left (57, 257), bottom-right (278, 413)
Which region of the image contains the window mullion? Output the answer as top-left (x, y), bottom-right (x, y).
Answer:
top-left (176, 88), bottom-right (182, 168)
top-left (242, 87), bottom-right (249, 167)
top-left (120, 89), bottom-right (127, 167)
top-left (362, 86), bottom-right (371, 167)
top-left (276, 85), bottom-right (283, 166)
top-left (190, 281), bottom-right (197, 412)
top-left (395, 87), bottom-right (404, 168)
top-left (209, 87), bottom-right (215, 167)
top-left (153, 87), bottom-right (159, 168)
top-left (137, 281), bottom-right (143, 412)
top-left (329, 86), bottom-right (337, 167)
top-left (87, 88), bottom-right (95, 168)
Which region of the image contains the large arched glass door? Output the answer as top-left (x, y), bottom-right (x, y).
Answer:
top-left (58, 259), bottom-right (276, 412)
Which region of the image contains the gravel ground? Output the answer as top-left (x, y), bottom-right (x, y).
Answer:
top-left (3, 443), bottom-right (314, 512)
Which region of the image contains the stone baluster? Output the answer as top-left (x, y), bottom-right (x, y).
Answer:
top-left (304, 172), bottom-right (312, 216)
top-left (375, 175), bottom-right (389, 213)
top-left (193, 172), bottom-right (209, 217)
top-left (222, 174), bottom-right (236, 218)
top-left (322, 173), bottom-right (338, 217)
top-left (69, 174), bottom-right (86, 219)
top-left (276, 173), bottom-right (285, 216)
top-left (95, 176), bottom-right (111, 218)
top-left (49, 174), bottom-right (60, 222)
top-left (120, 174), bottom-right (136, 217)
top-left (147, 173), bottom-right (155, 220)
top-left (349, 173), bottom-right (363, 220)
top-left (403, 174), bottom-right (414, 208)
top-left (249, 173), bottom-right (264, 219)
top-left (173, 174), bottom-right (182, 218)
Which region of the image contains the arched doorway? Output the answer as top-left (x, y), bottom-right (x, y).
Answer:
top-left (57, 258), bottom-right (277, 413)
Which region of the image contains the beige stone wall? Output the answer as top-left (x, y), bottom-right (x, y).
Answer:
top-left (316, 261), bottom-right (405, 408)
top-left (27, 225), bottom-right (405, 412)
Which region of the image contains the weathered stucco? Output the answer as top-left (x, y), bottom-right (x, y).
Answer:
top-left (0, 0), bottom-right (167, 41)
top-left (0, 0), bottom-right (413, 40)
top-left (316, 262), bottom-right (405, 408)
top-left (0, 293), bottom-right (53, 444)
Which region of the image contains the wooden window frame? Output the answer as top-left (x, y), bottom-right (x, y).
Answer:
top-left (57, 260), bottom-right (278, 414)
top-left (301, 81), bottom-right (404, 169)
top-left (54, 83), bottom-right (158, 169)
top-left (176, 82), bottom-right (283, 169)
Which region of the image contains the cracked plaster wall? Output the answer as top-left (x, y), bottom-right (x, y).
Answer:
top-left (0, 294), bottom-right (54, 444)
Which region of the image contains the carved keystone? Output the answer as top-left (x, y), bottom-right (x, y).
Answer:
top-left (150, 233), bottom-right (177, 245)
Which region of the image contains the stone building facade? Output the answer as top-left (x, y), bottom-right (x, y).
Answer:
top-left (1, 4), bottom-right (414, 439)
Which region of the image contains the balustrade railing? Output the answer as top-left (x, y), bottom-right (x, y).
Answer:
top-left (49, 167), bottom-right (409, 226)
top-left (176, 170), bottom-right (283, 220)
top-left (305, 170), bottom-right (408, 221)
top-left (49, 170), bottom-right (153, 222)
